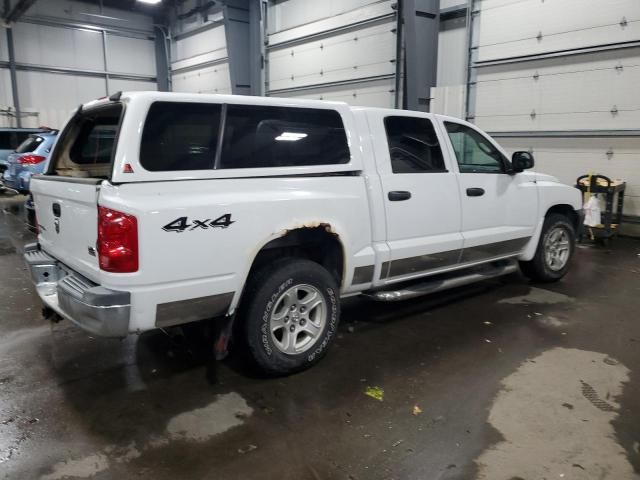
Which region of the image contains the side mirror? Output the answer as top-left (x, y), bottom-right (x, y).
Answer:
top-left (511, 151), bottom-right (534, 172)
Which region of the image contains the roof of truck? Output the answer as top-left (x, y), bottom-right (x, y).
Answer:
top-left (85, 91), bottom-right (350, 110)
top-left (83, 91), bottom-right (467, 124)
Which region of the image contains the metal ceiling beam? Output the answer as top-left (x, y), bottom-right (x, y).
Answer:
top-left (4, 0), bottom-right (38, 24)
top-left (402, 0), bottom-right (440, 112)
top-left (0, 60), bottom-right (157, 82)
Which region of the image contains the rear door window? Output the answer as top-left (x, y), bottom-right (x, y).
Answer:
top-left (219, 105), bottom-right (350, 169)
top-left (15, 135), bottom-right (45, 154)
top-left (384, 116), bottom-right (446, 173)
top-left (140, 102), bottom-right (221, 172)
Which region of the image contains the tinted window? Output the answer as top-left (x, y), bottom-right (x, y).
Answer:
top-left (0, 132), bottom-right (12, 149)
top-left (15, 135), bottom-right (44, 154)
top-left (140, 102), bottom-right (221, 171)
top-left (384, 116), bottom-right (446, 173)
top-left (444, 122), bottom-right (505, 174)
top-left (219, 105), bottom-right (349, 169)
top-left (15, 132), bottom-right (31, 145)
top-left (69, 106), bottom-right (121, 165)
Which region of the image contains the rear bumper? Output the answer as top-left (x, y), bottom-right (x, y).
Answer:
top-left (2, 171), bottom-right (30, 192)
top-left (24, 243), bottom-right (130, 337)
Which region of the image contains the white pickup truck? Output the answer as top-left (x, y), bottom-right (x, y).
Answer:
top-left (25, 92), bottom-right (582, 375)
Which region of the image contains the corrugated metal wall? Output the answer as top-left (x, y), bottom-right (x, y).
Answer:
top-left (467, 0), bottom-right (640, 218)
top-left (266, 0), bottom-right (398, 107)
top-left (433, 0), bottom-right (640, 215)
top-left (0, 0), bottom-right (157, 129)
top-left (170, 1), bottom-right (232, 95)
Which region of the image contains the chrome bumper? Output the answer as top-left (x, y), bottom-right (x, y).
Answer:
top-left (24, 243), bottom-right (130, 337)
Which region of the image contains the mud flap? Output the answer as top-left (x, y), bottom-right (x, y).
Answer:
top-left (213, 315), bottom-right (235, 360)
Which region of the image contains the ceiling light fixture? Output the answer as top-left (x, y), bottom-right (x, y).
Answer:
top-left (137, 0), bottom-right (162, 5)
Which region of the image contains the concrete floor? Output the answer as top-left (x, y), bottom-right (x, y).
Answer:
top-left (1, 194), bottom-right (640, 480)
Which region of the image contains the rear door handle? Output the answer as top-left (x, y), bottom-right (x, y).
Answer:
top-left (466, 188), bottom-right (485, 197)
top-left (388, 191), bottom-right (412, 201)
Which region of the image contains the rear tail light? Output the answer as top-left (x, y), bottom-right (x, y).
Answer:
top-left (18, 154), bottom-right (46, 165)
top-left (97, 206), bottom-right (138, 273)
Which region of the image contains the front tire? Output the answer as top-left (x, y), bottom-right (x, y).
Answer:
top-left (520, 213), bottom-right (576, 282)
top-left (240, 258), bottom-right (340, 375)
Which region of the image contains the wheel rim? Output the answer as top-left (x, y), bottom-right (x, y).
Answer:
top-left (269, 284), bottom-right (327, 355)
top-left (544, 226), bottom-right (571, 271)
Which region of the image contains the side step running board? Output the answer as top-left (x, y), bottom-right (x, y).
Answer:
top-left (363, 260), bottom-right (519, 302)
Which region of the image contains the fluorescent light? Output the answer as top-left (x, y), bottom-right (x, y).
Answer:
top-left (275, 132), bottom-right (308, 142)
top-left (138, 0), bottom-right (162, 4)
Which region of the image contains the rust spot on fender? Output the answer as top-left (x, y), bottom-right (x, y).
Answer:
top-left (280, 222), bottom-right (338, 237)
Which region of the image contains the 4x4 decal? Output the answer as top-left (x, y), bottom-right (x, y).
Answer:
top-left (162, 214), bottom-right (235, 232)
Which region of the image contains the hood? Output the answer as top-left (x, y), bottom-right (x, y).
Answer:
top-left (535, 172), bottom-right (561, 184)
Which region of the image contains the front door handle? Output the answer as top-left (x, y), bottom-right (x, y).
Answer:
top-left (388, 191), bottom-right (412, 201)
top-left (466, 188), bottom-right (485, 197)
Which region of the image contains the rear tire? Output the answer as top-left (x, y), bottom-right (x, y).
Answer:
top-left (520, 213), bottom-right (575, 283)
top-left (240, 258), bottom-right (340, 376)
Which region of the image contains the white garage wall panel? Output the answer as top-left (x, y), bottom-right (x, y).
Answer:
top-left (437, 17), bottom-right (467, 87)
top-left (469, 0), bottom-right (640, 218)
top-left (109, 79), bottom-right (158, 94)
top-left (17, 71), bottom-right (105, 128)
top-left (12, 23), bottom-right (104, 70)
top-left (476, 0), bottom-right (640, 62)
top-left (499, 137), bottom-right (640, 219)
top-left (174, 24), bottom-right (227, 64)
top-left (170, 17), bottom-right (231, 95)
top-left (474, 48), bottom-right (640, 131)
top-left (0, 0), bottom-right (157, 129)
top-left (267, 0), bottom-right (397, 108)
top-left (172, 63), bottom-right (232, 95)
top-left (106, 35), bottom-right (156, 76)
top-left (268, 0), bottom-right (381, 33)
top-left (27, 0), bottom-right (154, 32)
top-left (279, 77), bottom-right (395, 107)
top-left (268, 22), bottom-right (396, 91)
top-left (431, 15), bottom-right (468, 119)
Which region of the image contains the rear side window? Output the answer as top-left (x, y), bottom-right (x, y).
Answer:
top-left (15, 135), bottom-right (44, 154)
top-left (15, 132), bottom-right (31, 146)
top-left (384, 116), bottom-right (446, 173)
top-left (140, 102), bottom-right (221, 171)
top-left (219, 105), bottom-right (350, 169)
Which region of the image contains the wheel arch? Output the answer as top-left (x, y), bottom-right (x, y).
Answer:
top-left (519, 203), bottom-right (580, 262)
top-left (228, 223), bottom-right (347, 315)
top-left (546, 204), bottom-right (580, 231)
